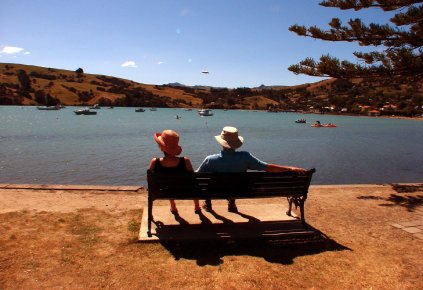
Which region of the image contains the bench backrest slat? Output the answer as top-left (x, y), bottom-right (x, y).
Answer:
top-left (147, 169), bottom-right (315, 200)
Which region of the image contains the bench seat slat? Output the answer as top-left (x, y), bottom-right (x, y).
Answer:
top-left (147, 170), bottom-right (315, 200)
top-left (152, 190), bottom-right (307, 199)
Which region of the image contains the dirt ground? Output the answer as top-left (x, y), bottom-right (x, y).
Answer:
top-left (0, 184), bottom-right (422, 289)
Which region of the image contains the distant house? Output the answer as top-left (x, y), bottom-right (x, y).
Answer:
top-left (382, 104), bottom-right (398, 110)
top-left (368, 110), bottom-right (381, 116)
top-left (360, 105), bottom-right (373, 112)
top-left (341, 108), bottom-right (348, 113)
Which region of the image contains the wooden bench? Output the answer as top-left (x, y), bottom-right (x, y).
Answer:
top-left (146, 168), bottom-right (316, 237)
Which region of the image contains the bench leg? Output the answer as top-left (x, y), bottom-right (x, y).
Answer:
top-left (299, 200), bottom-right (307, 229)
top-left (147, 195), bottom-right (153, 237)
top-left (287, 196), bottom-right (308, 229)
top-left (286, 197), bottom-right (293, 216)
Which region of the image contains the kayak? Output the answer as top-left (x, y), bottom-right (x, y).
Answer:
top-left (311, 124), bottom-right (337, 128)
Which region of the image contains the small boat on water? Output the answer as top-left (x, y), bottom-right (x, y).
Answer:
top-left (323, 124), bottom-right (337, 127)
top-left (295, 119), bottom-right (306, 123)
top-left (37, 105), bottom-right (60, 111)
top-left (198, 109), bottom-right (213, 116)
top-left (135, 108), bottom-right (145, 112)
top-left (267, 108), bottom-right (279, 113)
top-left (74, 109), bottom-right (97, 115)
top-left (311, 121), bottom-right (337, 128)
top-left (149, 108), bottom-right (157, 111)
top-left (89, 104), bottom-right (101, 109)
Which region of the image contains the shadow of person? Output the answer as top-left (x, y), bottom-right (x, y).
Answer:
top-left (173, 212), bottom-right (189, 226)
top-left (208, 210), bottom-right (234, 224)
top-left (154, 212), bottom-right (190, 227)
top-left (161, 239), bottom-right (224, 266)
top-left (197, 211), bottom-right (212, 225)
top-left (234, 211), bottom-right (260, 223)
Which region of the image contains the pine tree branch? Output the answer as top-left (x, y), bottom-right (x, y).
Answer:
top-left (288, 54), bottom-right (423, 78)
top-left (320, 0), bottom-right (423, 11)
top-left (288, 1), bottom-right (423, 78)
top-left (289, 19), bottom-right (422, 48)
top-left (290, 25), bottom-right (404, 43)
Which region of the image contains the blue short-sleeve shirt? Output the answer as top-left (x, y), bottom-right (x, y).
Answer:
top-left (197, 150), bottom-right (268, 173)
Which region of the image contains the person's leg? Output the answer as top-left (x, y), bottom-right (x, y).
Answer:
top-left (169, 199), bottom-right (178, 214)
top-left (227, 198), bottom-right (238, 212)
top-left (194, 199), bottom-right (201, 213)
top-left (202, 199), bottom-right (213, 212)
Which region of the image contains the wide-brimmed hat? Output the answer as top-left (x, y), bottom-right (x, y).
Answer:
top-left (214, 126), bottom-right (244, 149)
top-left (154, 129), bottom-right (182, 156)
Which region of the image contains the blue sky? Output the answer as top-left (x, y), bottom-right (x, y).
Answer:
top-left (0, 0), bottom-right (394, 88)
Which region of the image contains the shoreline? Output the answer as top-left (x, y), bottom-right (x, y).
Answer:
top-left (3, 105), bottom-right (423, 121)
top-left (1, 182), bottom-right (422, 191)
top-left (0, 183), bottom-right (143, 191)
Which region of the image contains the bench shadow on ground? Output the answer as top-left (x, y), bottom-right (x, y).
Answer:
top-left (159, 228), bottom-right (349, 267)
top-left (357, 184), bottom-right (423, 212)
top-left (155, 210), bottom-right (350, 266)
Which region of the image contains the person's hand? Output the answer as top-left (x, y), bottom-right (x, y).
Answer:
top-left (293, 168), bottom-right (306, 175)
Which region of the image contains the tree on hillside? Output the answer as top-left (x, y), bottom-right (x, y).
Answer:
top-left (34, 90), bottom-right (47, 104)
top-left (16, 69), bottom-right (32, 92)
top-left (75, 68), bottom-right (84, 74)
top-left (288, 0), bottom-right (423, 78)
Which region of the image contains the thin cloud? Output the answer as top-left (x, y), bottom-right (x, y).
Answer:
top-left (270, 5), bottom-right (281, 13)
top-left (23, 51), bottom-right (31, 55)
top-left (121, 61), bottom-right (138, 68)
top-left (0, 46), bottom-right (25, 54)
top-left (157, 61), bottom-right (164, 65)
top-left (180, 8), bottom-right (190, 16)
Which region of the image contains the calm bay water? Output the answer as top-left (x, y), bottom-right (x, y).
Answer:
top-left (1, 106), bottom-right (422, 186)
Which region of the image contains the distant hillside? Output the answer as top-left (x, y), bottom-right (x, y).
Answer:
top-left (0, 63), bottom-right (203, 108)
top-left (1, 63), bottom-right (422, 116)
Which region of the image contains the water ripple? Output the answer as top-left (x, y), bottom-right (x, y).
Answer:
top-left (1, 106), bottom-right (422, 186)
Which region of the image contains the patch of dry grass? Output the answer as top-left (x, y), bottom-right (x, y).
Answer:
top-left (0, 186), bottom-right (422, 289)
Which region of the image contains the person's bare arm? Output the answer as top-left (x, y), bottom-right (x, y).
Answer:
top-left (184, 157), bottom-right (194, 172)
top-left (149, 158), bottom-right (156, 170)
top-left (266, 163), bottom-right (306, 174)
